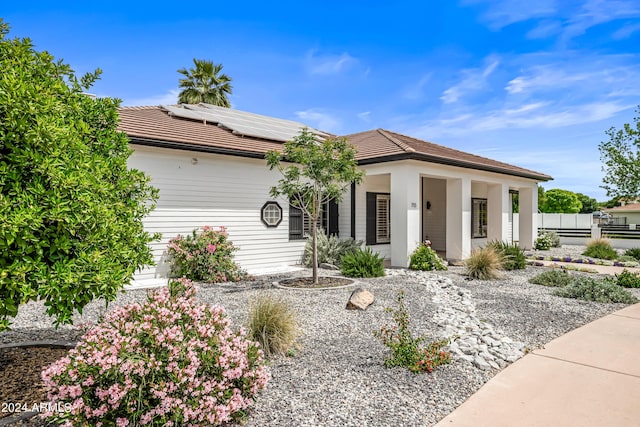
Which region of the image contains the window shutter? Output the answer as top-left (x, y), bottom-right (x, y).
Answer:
top-left (289, 204), bottom-right (304, 240)
top-left (366, 193), bottom-right (376, 245)
top-left (376, 195), bottom-right (390, 243)
top-left (328, 199), bottom-right (339, 236)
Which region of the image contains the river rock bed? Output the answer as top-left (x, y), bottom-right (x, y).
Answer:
top-left (1, 263), bottom-right (633, 426)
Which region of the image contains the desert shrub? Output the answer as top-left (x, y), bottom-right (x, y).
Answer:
top-left (303, 228), bottom-right (362, 267)
top-left (615, 269), bottom-right (640, 288)
top-left (167, 225), bottom-right (246, 282)
top-left (624, 248), bottom-right (640, 261)
top-left (582, 238), bottom-right (618, 260)
top-left (553, 276), bottom-right (638, 304)
top-left (41, 278), bottom-right (269, 426)
top-left (340, 247), bottom-right (385, 278)
top-left (617, 255), bottom-right (639, 263)
top-left (409, 243), bottom-right (447, 271)
top-left (248, 294), bottom-right (298, 358)
top-left (529, 269), bottom-right (574, 287)
top-left (464, 247), bottom-right (503, 280)
top-left (0, 22), bottom-right (159, 330)
top-left (374, 291), bottom-right (451, 373)
top-left (487, 240), bottom-right (526, 271)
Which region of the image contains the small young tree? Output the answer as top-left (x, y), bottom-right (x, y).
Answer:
top-left (266, 129), bottom-right (364, 284)
top-left (0, 21), bottom-right (159, 330)
top-left (599, 106), bottom-right (640, 199)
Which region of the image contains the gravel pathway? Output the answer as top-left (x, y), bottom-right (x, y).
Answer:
top-left (2, 261), bottom-right (637, 427)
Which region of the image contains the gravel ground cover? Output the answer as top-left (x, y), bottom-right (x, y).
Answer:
top-left (2, 253), bottom-right (638, 426)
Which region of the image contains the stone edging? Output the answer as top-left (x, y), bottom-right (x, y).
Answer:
top-left (0, 340), bottom-right (76, 350)
top-left (272, 279), bottom-right (359, 291)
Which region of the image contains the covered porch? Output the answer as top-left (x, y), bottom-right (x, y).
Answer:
top-left (353, 161), bottom-right (539, 267)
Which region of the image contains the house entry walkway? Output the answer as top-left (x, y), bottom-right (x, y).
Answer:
top-left (435, 303), bottom-right (640, 427)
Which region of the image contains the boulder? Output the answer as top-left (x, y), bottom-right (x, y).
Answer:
top-left (319, 263), bottom-right (340, 270)
top-left (346, 288), bottom-right (374, 310)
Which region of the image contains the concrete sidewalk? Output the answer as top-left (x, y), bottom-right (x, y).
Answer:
top-left (435, 303), bottom-right (640, 427)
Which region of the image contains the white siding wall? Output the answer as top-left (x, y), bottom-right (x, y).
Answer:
top-left (129, 145), bottom-right (305, 281)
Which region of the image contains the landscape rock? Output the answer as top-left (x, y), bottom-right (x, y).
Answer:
top-left (319, 263), bottom-right (340, 270)
top-left (346, 288), bottom-right (375, 310)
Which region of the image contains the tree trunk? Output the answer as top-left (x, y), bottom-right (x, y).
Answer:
top-left (311, 218), bottom-right (318, 285)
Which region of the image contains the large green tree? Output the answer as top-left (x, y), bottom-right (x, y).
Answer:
top-left (540, 189), bottom-right (582, 213)
top-left (0, 21), bottom-right (159, 330)
top-left (599, 107), bottom-right (640, 198)
top-left (177, 59), bottom-right (233, 106)
top-left (576, 193), bottom-right (598, 213)
top-left (266, 129), bottom-right (364, 285)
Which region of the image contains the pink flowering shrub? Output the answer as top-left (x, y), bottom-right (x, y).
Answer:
top-left (167, 226), bottom-right (246, 283)
top-left (41, 278), bottom-right (269, 426)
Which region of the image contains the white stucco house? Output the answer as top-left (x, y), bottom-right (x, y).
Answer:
top-left (118, 104), bottom-right (552, 284)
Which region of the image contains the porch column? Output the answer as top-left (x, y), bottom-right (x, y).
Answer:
top-left (487, 183), bottom-right (510, 242)
top-left (390, 169), bottom-right (421, 267)
top-left (446, 177), bottom-right (471, 261)
top-left (518, 186), bottom-right (538, 249)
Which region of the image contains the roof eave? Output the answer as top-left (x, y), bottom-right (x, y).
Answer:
top-left (128, 136), bottom-right (267, 160)
top-left (357, 153), bottom-right (552, 182)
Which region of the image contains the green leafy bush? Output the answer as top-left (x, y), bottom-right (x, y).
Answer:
top-left (0, 22), bottom-right (159, 330)
top-left (534, 232), bottom-right (553, 250)
top-left (374, 291), bottom-right (451, 373)
top-left (615, 269), bottom-right (640, 288)
top-left (409, 243), bottom-right (447, 271)
top-left (303, 228), bottom-right (362, 267)
top-left (340, 247), bottom-right (385, 278)
top-left (248, 294), bottom-right (299, 358)
top-left (464, 247), bottom-right (503, 280)
top-left (582, 238), bottom-right (618, 260)
top-left (535, 230), bottom-right (561, 250)
top-left (167, 226), bottom-right (246, 283)
top-left (529, 269), bottom-right (574, 287)
top-left (488, 240), bottom-right (526, 271)
top-left (553, 276), bottom-right (638, 304)
top-left (42, 278), bottom-right (269, 426)
top-left (624, 248), bottom-right (640, 261)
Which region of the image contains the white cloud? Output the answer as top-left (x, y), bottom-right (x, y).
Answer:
top-left (407, 101), bottom-right (631, 140)
top-left (403, 74), bottom-right (432, 100)
top-left (462, 0), bottom-right (558, 29)
top-left (440, 56), bottom-right (500, 104)
top-left (306, 51), bottom-right (357, 75)
top-left (561, 0), bottom-right (640, 42)
top-left (122, 89), bottom-right (179, 107)
top-left (526, 20), bottom-right (562, 39)
top-left (295, 109), bottom-right (341, 132)
top-left (357, 111), bottom-right (371, 122)
top-left (612, 22), bottom-right (640, 39)
top-left (466, 0), bottom-right (640, 42)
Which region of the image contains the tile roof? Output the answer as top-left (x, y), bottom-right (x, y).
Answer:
top-left (346, 129), bottom-right (552, 181)
top-left (118, 106), bottom-right (284, 157)
top-left (604, 203), bottom-right (640, 212)
top-left (117, 107), bottom-right (552, 181)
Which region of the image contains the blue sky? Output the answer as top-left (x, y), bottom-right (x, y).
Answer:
top-left (4, 1), bottom-right (640, 201)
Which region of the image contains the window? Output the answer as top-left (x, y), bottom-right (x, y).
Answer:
top-left (289, 199), bottom-right (338, 240)
top-left (261, 201), bottom-right (283, 227)
top-left (366, 192), bottom-right (390, 244)
top-left (472, 198), bottom-right (488, 238)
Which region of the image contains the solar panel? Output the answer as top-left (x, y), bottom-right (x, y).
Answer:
top-left (162, 104), bottom-right (328, 143)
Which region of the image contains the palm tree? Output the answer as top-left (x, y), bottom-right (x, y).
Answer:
top-left (177, 59), bottom-right (232, 107)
